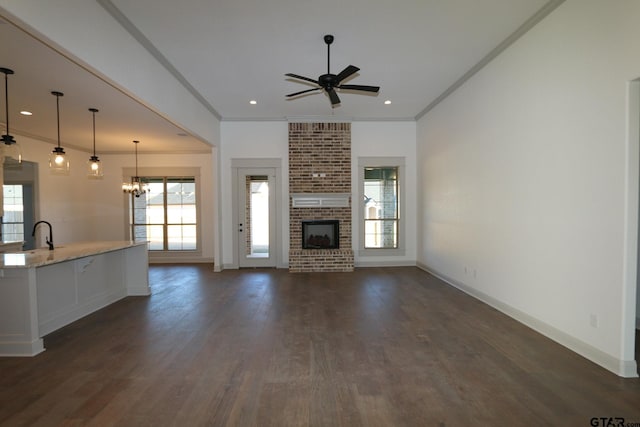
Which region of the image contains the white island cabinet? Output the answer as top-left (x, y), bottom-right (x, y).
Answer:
top-left (0, 241), bottom-right (150, 356)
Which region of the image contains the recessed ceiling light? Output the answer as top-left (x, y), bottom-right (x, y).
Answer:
top-left (384, 100), bottom-right (392, 105)
top-left (249, 100), bottom-right (257, 105)
top-left (20, 110), bottom-right (32, 116)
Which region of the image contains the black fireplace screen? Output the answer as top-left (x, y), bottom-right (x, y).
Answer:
top-left (302, 220), bottom-right (339, 249)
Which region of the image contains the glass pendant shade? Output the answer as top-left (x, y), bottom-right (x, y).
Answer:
top-left (49, 145), bottom-right (70, 174)
top-left (1, 139), bottom-right (21, 163)
top-left (1, 67), bottom-right (21, 163)
top-left (87, 155), bottom-right (103, 178)
top-left (87, 108), bottom-right (103, 178)
top-left (49, 91), bottom-right (69, 174)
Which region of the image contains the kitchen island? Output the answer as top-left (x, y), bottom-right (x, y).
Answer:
top-left (0, 241), bottom-right (149, 356)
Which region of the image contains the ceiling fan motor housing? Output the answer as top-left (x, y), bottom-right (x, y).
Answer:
top-left (319, 74), bottom-right (337, 90)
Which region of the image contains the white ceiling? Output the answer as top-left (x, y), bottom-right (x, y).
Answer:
top-left (1, 0), bottom-right (555, 154)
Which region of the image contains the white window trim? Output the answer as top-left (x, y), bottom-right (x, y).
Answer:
top-left (357, 157), bottom-right (405, 257)
top-left (124, 166), bottom-right (202, 261)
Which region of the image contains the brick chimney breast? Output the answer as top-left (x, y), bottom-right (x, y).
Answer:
top-left (288, 122), bottom-right (354, 272)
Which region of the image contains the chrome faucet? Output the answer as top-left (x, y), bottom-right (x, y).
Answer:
top-left (32, 220), bottom-right (54, 250)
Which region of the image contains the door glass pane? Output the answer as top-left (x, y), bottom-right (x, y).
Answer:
top-left (245, 176), bottom-right (269, 258)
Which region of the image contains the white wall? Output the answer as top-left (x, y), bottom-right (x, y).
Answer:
top-left (417, 0), bottom-right (640, 377)
top-left (0, 0), bottom-right (223, 267)
top-left (4, 136), bottom-right (217, 265)
top-left (219, 121), bottom-right (289, 268)
top-left (104, 151), bottom-right (217, 263)
top-left (7, 136), bottom-right (123, 245)
top-left (352, 121), bottom-right (417, 266)
top-left (219, 120), bottom-right (418, 269)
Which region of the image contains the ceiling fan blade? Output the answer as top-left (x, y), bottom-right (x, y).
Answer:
top-left (286, 88), bottom-right (321, 97)
top-left (285, 73), bottom-right (318, 85)
top-left (335, 65), bottom-right (360, 83)
top-left (328, 88), bottom-right (341, 105)
top-left (338, 84), bottom-right (380, 93)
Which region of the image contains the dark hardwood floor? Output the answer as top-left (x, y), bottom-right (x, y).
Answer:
top-left (0, 266), bottom-right (639, 426)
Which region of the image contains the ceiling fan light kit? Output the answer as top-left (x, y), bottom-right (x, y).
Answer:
top-left (285, 34), bottom-right (380, 107)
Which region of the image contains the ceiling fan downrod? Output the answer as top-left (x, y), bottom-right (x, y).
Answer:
top-left (324, 34), bottom-right (334, 74)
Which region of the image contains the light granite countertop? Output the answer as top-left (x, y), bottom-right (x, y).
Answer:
top-left (0, 241), bottom-right (147, 269)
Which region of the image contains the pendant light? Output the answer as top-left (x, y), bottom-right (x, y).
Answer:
top-left (1, 67), bottom-right (22, 163)
top-left (87, 108), bottom-right (103, 178)
top-left (122, 140), bottom-right (148, 197)
top-left (49, 91), bottom-right (69, 174)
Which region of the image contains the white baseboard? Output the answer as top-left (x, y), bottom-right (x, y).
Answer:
top-left (127, 285), bottom-right (151, 296)
top-left (149, 257), bottom-right (214, 264)
top-left (416, 262), bottom-right (639, 378)
top-left (355, 260), bottom-right (417, 268)
top-left (221, 263), bottom-right (290, 271)
top-left (0, 338), bottom-right (45, 357)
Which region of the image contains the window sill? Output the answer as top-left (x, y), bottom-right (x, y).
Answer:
top-left (358, 248), bottom-right (405, 257)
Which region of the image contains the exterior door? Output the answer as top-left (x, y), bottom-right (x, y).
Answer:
top-left (237, 168), bottom-right (277, 267)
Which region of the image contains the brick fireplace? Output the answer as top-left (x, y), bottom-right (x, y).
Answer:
top-left (288, 122), bottom-right (354, 272)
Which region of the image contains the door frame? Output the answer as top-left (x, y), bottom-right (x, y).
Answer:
top-left (623, 79), bottom-right (640, 376)
top-left (3, 160), bottom-right (39, 250)
top-left (231, 158), bottom-right (282, 268)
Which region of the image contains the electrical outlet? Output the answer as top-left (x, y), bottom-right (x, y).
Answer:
top-left (590, 314), bottom-right (598, 328)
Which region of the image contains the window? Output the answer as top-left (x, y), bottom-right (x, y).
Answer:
top-left (359, 157), bottom-right (405, 255)
top-left (130, 177), bottom-right (197, 251)
top-left (364, 167), bottom-right (398, 249)
top-left (2, 184), bottom-right (24, 242)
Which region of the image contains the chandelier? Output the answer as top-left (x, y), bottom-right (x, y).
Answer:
top-left (122, 140), bottom-right (148, 197)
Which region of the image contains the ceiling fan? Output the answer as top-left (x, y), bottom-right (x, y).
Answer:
top-left (285, 34), bottom-right (380, 106)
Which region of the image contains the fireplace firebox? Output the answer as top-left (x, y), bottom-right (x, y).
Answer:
top-left (302, 220), bottom-right (339, 249)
